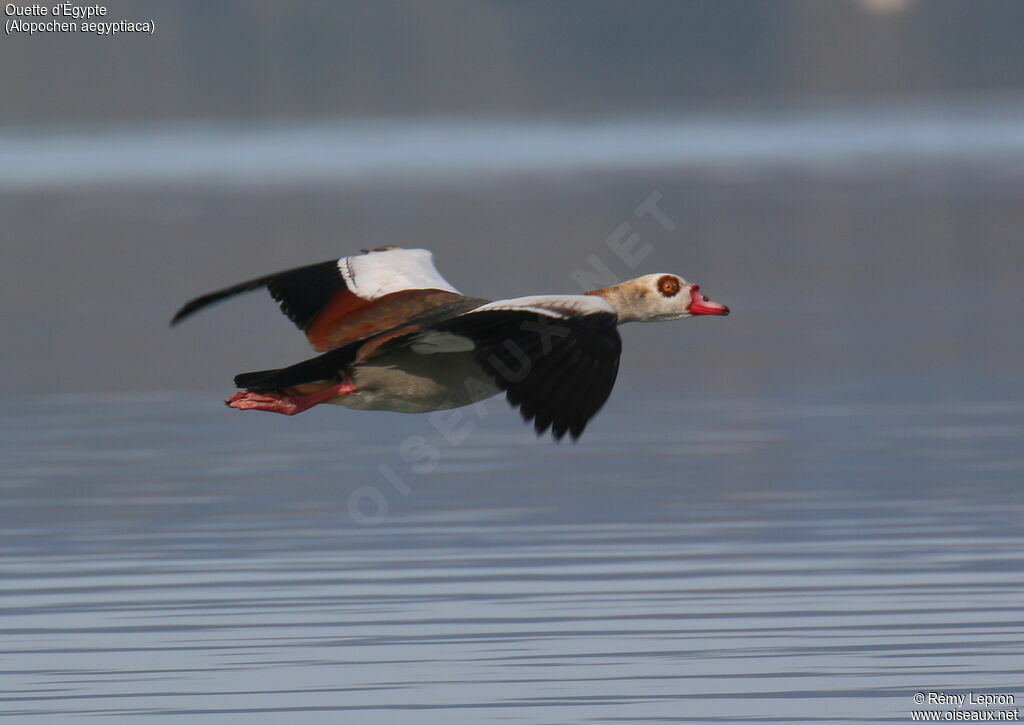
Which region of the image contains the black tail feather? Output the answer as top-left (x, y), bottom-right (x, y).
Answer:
top-left (233, 369), bottom-right (287, 389)
top-left (232, 345), bottom-right (361, 390)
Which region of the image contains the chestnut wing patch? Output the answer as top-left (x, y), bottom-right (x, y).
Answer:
top-left (435, 308), bottom-right (621, 441)
top-left (171, 249), bottom-right (466, 352)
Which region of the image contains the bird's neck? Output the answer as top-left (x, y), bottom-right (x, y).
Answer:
top-left (585, 282), bottom-right (644, 323)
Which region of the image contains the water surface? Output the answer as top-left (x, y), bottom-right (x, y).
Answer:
top-left (3, 389), bottom-right (1023, 723)
top-left (2, 103), bottom-right (1023, 722)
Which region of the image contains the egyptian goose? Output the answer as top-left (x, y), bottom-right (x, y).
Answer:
top-left (171, 247), bottom-right (729, 440)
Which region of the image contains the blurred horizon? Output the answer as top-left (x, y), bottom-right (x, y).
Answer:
top-left (5, 0), bottom-right (1024, 125)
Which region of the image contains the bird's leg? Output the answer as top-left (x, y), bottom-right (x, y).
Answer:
top-left (225, 378), bottom-right (357, 415)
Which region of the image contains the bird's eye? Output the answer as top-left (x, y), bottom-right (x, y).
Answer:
top-left (656, 275), bottom-right (680, 297)
top-left (702, 295), bottom-right (709, 302)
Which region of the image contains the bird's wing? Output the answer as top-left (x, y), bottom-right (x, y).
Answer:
top-left (432, 295), bottom-right (622, 441)
top-left (170, 247), bottom-right (465, 351)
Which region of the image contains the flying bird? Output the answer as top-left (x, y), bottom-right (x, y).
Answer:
top-left (171, 247), bottom-right (729, 441)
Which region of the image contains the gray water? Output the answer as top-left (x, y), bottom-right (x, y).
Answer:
top-left (3, 103), bottom-right (1024, 723)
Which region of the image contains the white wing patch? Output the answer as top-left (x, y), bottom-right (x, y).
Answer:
top-left (339, 248), bottom-right (461, 300)
top-left (410, 331), bottom-right (477, 355)
top-left (467, 294), bottom-right (617, 319)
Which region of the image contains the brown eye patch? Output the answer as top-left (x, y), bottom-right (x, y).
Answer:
top-left (656, 275), bottom-right (681, 297)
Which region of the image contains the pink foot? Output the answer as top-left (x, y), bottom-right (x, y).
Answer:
top-left (225, 379), bottom-right (357, 415)
top-left (225, 389), bottom-right (304, 415)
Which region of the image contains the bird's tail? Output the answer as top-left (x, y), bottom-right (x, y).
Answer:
top-left (232, 342), bottom-right (363, 390)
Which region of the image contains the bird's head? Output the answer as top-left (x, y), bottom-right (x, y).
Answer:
top-left (587, 274), bottom-right (729, 323)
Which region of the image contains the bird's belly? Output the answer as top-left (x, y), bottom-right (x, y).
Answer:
top-left (330, 351), bottom-right (501, 414)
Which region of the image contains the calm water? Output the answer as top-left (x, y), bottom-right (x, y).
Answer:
top-left (3, 103), bottom-right (1024, 722)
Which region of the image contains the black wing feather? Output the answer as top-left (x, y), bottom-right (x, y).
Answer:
top-left (435, 309), bottom-right (621, 441)
top-left (171, 259), bottom-right (341, 329)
